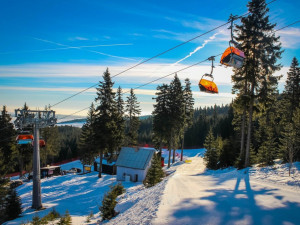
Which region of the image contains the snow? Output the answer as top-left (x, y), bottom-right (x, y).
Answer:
top-left (153, 156), bottom-right (300, 225)
top-left (4, 149), bottom-right (300, 225)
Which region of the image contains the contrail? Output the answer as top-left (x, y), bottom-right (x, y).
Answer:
top-left (30, 37), bottom-right (136, 61)
top-left (173, 32), bottom-right (220, 65)
top-left (0, 44), bottom-right (133, 55)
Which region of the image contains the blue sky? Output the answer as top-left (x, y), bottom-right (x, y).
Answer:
top-left (0, 0), bottom-right (300, 120)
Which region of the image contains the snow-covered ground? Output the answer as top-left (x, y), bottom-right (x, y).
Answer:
top-left (4, 149), bottom-right (300, 225)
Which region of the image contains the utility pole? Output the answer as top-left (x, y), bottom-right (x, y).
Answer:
top-left (14, 109), bottom-right (56, 210)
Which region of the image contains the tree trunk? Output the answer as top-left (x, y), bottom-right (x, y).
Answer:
top-left (172, 148), bottom-right (175, 164)
top-left (159, 139), bottom-right (163, 157)
top-left (168, 147), bottom-right (172, 168)
top-left (240, 107), bottom-right (246, 160)
top-left (245, 84), bottom-right (255, 168)
top-left (18, 152), bottom-right (23, 178)
top-left (240, 80), bottom-right (248, 162)
top-left (180, 135), bottom-right (184, 161)
top-left (98, 151), bottom-right (103, 178)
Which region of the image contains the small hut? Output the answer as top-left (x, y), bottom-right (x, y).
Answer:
top-left (116, 147), bottom-right (155, 182)
top-left (41, 166), bottom-right (61, 178)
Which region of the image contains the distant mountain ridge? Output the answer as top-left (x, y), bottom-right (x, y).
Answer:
top-left (58, 115), bottom-right (151, 125)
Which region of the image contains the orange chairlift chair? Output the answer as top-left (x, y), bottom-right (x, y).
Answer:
top-left (199, 56), bottom-right (218, 94)
top-left (16, 134), bottom-right (34, 145)
top-left (220, 15), bottom-right (245, 69)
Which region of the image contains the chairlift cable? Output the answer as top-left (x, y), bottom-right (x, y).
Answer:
top-left (49, 0), bottom-right (278, 109)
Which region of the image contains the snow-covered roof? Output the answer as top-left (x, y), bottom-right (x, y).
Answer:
top-left (116, 147), bottom-right (155, 170)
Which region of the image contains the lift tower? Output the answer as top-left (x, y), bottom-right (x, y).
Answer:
top-left (14, 109), bottom-right (57, 210)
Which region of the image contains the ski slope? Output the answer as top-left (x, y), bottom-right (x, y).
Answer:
top-left (152, 156), bottom-right (300, 225)
top-left (4, 149), bottom-right (300, 225)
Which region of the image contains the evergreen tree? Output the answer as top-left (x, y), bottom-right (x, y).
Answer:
top-left (125, 88), bottom-right (141, 146)
top-left (79, 103), bottom-right (97, 172)
top-left (283, 57), bottom-right (300, 115)
top-left (234, 0), bottom-right (282, 167)
top-left (152, 84), bottom-right (169, 155)
top-left (0, 106), bottom-right (16, 177)
top-left (41, 126), bottom-right (60, 166)
top-left (58, 210), bottom-right (72, 225)
top-left (0, 178), bottom-right (9, 224)
top-left (180, 78), bottom-right (194, 161)
top-left (143, 153), bottom-right (165, 187)
top-left (99, 183), bottom-right (125, 220)
top-left (5, 187), bottom-right (22, 221)
top-left (255, 105), bottom-right (278, 166)
top-left (167, 74), bottom-right (185, 165)
top-left (115, 86), bottom-right (125, 153)
top-left (279, 108), bottom-right (300, 175)
top-left (94, 68), bottom-right (119, 178)
top-left (204, 128), bottom-right (218, 170)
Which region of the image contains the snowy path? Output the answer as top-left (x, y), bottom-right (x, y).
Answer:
top-left (152, 156), bottom-right (300, 225)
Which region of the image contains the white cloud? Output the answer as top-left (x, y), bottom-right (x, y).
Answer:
top-left (277, 27), bottom-right (300, 49)
top-left (0, 63), bottom-right (290, 117)
top-left (0, 63), bottom-right (289, 86)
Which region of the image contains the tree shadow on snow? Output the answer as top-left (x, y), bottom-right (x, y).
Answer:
top-left (167, 172), bottom-right (300, 225)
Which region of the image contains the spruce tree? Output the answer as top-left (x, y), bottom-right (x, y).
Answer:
top-left (115, 86), bottom-right (125, 153)
top-left (79, 103), bottom-right (97, 172)
top-left (234, 0), bottom-right (282, 167)
top-left (168, 74), bottom-right (185, 165)
top-left (180, 78), bottom-right (194, 161)
top-left (0, 106), bottom-right (16, 177)
top-left (144, 153), bottom-right (165, 187)
top-left (94, 68), bottom-right (119, 178)
top-left (5, 187), bottom-right (22, 221)
top-left (204, 128), bottom-right (218, 170)
top-left (284, 57), bottom-right (300, 114)
top-left (99, 183), bottom-right (125, 220)
top-left (152, 84), bottom-right (169, 155)
top-left (279, 108), bottom-right (300, 175)
top-left (40, 126), bottom-right (60, 166)
top-left (125, 88), bottom-right (141, 146)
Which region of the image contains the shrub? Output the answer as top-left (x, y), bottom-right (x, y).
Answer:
top-left (111, 183), bottom-right (125, 196)
top-left (143, 153), bottom-right (164, 188)
top-left (58, 210), bottom-right (72, 225)
top-left (5, 187), bottom-right (22, 221)
top-left (99, 183), bottom-right (125, 220)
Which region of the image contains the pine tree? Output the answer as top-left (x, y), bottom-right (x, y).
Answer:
top-left (255, 105), bottom-right (278, 166)
top-left (5, 187), bottom-right (22, 221)
top-left (58, 210), bottom-right (72, 225)
top-left (279, 108), bottom-right (300, 175)
top-left (144, 153), bottom-right (165, 187)
top-left (0, 178), bottom-right (9, 224)
top-left (180, 78), bottom-right (194, 161)
top-left (94, 68), bottom-right (119, 178)
top-left (0, 106), bottom-right (16, 177)
top-left (100, 188), bottom-right (118, 220)
top-left (283, 57), bottom-right (300, 115)
top-left (204, 128), bottom-right (218, 170)
top-left (115, 86), bottom-right (125, 153)
top-left (40, 126), bottom-right (60, 166)
top-left (152, 84), bottom-right (169, 155)
top-left (167, 74), bottom-right (185, 165)
top-left (234, 0), bottom-right (282, 167)
top-left (125, 88), bottom-right (141, 146)
top-left (79, 103), bottom-right (97, 172)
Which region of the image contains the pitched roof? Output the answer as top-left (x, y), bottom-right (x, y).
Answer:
top-left (116, 147), bottom-right (155, 170)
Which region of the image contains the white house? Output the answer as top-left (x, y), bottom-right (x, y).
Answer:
top-left (116, 147), bottom-right (155, 182)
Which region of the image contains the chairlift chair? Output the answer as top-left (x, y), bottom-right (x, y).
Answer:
top-left (199, 75), bottom-right (219, 94)
top-left (220, 15), bottom-right (245, 69)
top-left (16, 134), bottom-right (34, 145)
top-left (198, 56), bottom-right (219, 94)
